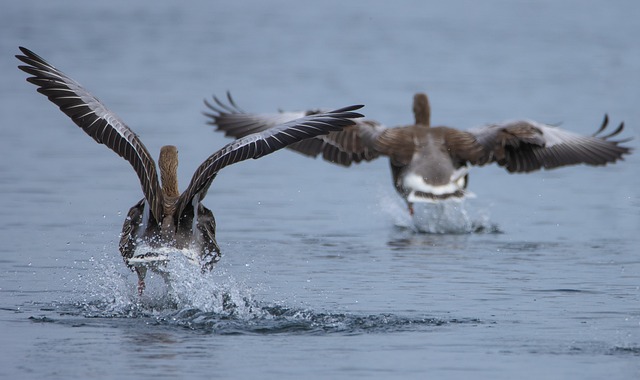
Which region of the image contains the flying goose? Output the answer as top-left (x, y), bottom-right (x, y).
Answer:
top-left (205, 92), bottom-right (631, 215)
top-left (16, 47), bottom-right (363, 293)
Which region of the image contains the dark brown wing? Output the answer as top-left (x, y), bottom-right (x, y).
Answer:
top-left (287, 119), bottom-right (384, 166)
top-left (372, 126), bottom-right (420, 166)
top-left (176, 104), bottom-right (364, 216)
top-left (119, 199), bottom-right (146, 269)
top-left (373, 126), bottom-right (488, 169)
top-left (435, 127), bottom-right (490, 165)
top-left (466, 115), bottom-right (632, 172)
top-left (195, 205), bottom-right (221, 271)
top-left (16, 47), bottom-right (164, 221)
top-left (204, 92), bottom-right (383, 166)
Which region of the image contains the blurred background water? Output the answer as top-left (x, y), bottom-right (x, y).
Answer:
top-left (0, 0), bottom-right (638, 379)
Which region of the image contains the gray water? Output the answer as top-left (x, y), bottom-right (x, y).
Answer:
top-left (1, 1), bottom-right (639, 379)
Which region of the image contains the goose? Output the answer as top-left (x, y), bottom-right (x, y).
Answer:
top-left (16, 47), bottom-right (363, 293)
top-left (205, 92), bottom-right (631, 215)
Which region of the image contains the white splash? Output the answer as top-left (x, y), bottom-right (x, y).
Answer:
top-left (378, 192), bottom-right (415, 229)
top-left (77, 245), bottom-right (259, 317)
top-left (378, 192), bottom-right (495, 234)
top-left (161, 253), bottom-right (257, 315)
top-left (411, 200), bottom-right (473, 234)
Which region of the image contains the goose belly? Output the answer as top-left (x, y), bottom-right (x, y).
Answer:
top-left (403, 169), bottom-right (470, 203)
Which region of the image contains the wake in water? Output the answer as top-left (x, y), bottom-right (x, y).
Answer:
top-left (57, 248), bottom-right (481, 334)
top-left (379, 193), bottom-right (499, 234)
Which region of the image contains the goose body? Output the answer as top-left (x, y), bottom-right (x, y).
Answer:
top-left (206, 92), bottom-right (631, 215)
top-left (17, 47), bottom-right (363, 292)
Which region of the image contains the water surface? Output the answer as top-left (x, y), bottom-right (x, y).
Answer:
top-left (1, 1), bottom-right (638, 379)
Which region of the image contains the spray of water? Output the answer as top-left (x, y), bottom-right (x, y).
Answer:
top-left (58, 244), bottom-right (481, 334)
top-left (378, 192), bottom-right (498, 234)
top-left (412, 200), bottom-right (473, 233)
top-left (71, 245), bottom-right (261, 320)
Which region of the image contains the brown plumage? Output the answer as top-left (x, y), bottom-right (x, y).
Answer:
top-left (17, 47), bottom-right (363, 293)
top-left (205, 91), bottom-right (631, 215)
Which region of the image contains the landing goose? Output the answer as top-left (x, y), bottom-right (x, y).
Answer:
top-left (205, 92), bottom-right (631, 215)
top-left (17, 47), bottom-right (363, 292)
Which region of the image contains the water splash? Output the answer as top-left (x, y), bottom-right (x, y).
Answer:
top-left (74, 246), bottom-right (259, 318)
top-left (161, 253), bottom-right (257, 315)
top-left (379, 194), bottom-right (498, 234)
top-left (53, 247), bottom-right (483, 335)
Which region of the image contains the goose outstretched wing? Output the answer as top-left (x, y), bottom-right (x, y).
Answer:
top-left (176, 104), bottom-right (364, 216)
top-left (16, 47), bottom-right (164, 220)
top-left (464, 115), bottom-right (632, 172)
top-left (205, 92), bottom-right (382, 166)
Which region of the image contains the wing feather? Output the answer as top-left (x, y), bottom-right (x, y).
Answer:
top-left (176, 104), bottom-right (364, 216)
top-left (467, 117), bottom-right (631, 172)
top-left (205, 92), bottom-right (384, 166)
top-left (16, 47), bottom-right (164, 220)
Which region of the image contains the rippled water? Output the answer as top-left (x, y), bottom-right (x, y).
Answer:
top-left (1, 0), bottom-right (639, 379)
